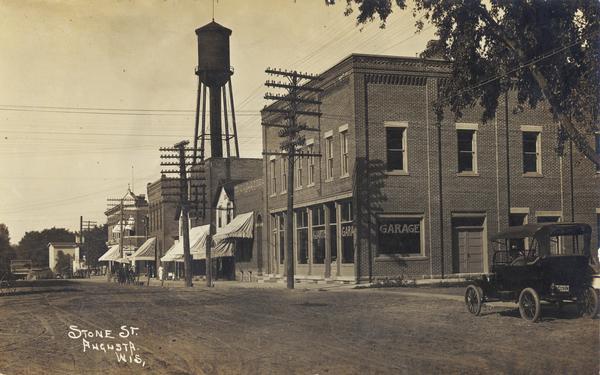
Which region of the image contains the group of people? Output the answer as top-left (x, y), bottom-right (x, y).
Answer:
top-left (113, 264), bottom-right (138, 285)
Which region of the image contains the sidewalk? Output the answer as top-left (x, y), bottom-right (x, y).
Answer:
top-left (82, 275), bottom-right (519, 307)
top-left (85, 275), bottom-right (468, 296)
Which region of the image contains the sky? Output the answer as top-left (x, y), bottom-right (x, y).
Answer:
top-left (0, 0), bottom-right (436, 243)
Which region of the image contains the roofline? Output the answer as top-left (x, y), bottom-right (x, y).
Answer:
top-left (261, 52), bottom-right (451, 115)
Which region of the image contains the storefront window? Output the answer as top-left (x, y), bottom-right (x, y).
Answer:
top-left (330, 204), bottom-right (337, 262)
top-left (279, 215), bottom-right (285, 264)
top-left (271, 215), bottom-right (278, 265)
top-left (312, 206), bottom-right (325, 264)
top-left (378, 217), bottom-right (422, 256)
top-left (297, 209), bottom-right (309, 264)
top-left (341, 201), bottom-right (354, 263)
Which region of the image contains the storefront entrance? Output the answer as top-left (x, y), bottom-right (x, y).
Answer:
top-left (269, 199), bottom-right (355, 280)
top-left (452, 217), bottom-right (485, 274)
top-left (216, 257), bottom-right (235, 280)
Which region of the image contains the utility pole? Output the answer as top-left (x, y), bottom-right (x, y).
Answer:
top-left (263, 68), bottom-right (322, 289)
top-left (118, 201), bottom-right (125, 259)
top-left (107, 191), bottom-right (136, 281)
top-left (78, 216), bottom-right (97, 270)
top-left (79, 216), bottom-right (98, 244)
top-left (160, 141), bottom-right (206, 288)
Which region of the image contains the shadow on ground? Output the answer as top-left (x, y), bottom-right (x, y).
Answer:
top-left (496, 303), bottom-right (587, 321)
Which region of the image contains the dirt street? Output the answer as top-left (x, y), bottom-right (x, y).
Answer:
top-left (0, 279), bottom-right (597, 375)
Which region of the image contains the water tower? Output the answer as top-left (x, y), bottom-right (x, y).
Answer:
top-left (193, 21), bottom-right (239, 159)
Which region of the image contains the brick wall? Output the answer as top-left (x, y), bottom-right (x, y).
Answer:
top-left (190, 157), bottom-right (262, 228)
top-left (233, 178), bottom-right (265, 277)
top-left (263, 53), bottom-right (600, 281)
top-left (147, 178), bottom-right (179, 267)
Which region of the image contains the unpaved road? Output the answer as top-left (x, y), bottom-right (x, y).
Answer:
top-left (0, 279), bottom-right (597, 374)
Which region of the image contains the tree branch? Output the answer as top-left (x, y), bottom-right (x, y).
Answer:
top-left (478, 8), bottom-right (600, 167)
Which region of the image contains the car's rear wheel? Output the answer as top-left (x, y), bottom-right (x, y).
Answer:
top-left (577, 287), bottom-right (599, 318)
top-left (518, 287), bottom-right (541, 322)
top-left (465, 284), bottom-right (483, 316)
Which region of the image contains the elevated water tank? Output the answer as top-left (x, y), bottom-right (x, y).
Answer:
top-left (195, 21), bottom-right (232, 87)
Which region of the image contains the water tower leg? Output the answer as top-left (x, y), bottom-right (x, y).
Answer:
top-left (222, 85), bottom-right (231, 158)
top-left (200, 84), bottom-right (207, 160)
top-left (209, 86), bottom-right (223, 157)
top-left (228, 79), bottom-right (240, 158)
top-left (193, 78), bottom-right (202, 165)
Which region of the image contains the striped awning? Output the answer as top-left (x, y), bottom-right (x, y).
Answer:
top-left (99, 245), bottom-right (136, 262)
top-left (160, 225), bottom-right (210, 262)
top-left (129, 237), bottom-right (156, 262)
top-left (98, 245), bottom-right (120, 262)
top-left (212, 239), bottom-right (235, 258)
top-left (213, 212), bottom-right (254, 241)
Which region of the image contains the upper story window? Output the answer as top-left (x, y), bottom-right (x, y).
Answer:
top-left (281, 157), bottom-right (287, 193)
top-left (296, 156), bottom-right (303, 189)
top-left (456, 127), bottom-right (478, 173)
top-left (307, 142), bottom-right (315, 186)
top-left (522, 128), bottom-right (542, 174)
top-left (269, 158), bottom-right (276, 195)
top-left (339, 125), bottom-right (349, 177)
top-left (325, 132), bottom-right (334, 180)
top-left (384, 121), bottom-right (408, 173)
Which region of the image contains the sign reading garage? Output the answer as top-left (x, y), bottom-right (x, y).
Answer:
top-left (378, 217), bottom-right (422, 256)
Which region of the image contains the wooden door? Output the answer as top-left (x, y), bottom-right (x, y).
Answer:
top-left (455, 228), bottom-right (484, 273)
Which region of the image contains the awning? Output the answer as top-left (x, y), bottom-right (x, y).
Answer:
top-left (212, 239), bottom-right (235, 258)
top-left (129, 237), bottom-right (156, 262)
top-left (160, 225), bottom-right (210, 262)
top-left (213, 212), bottom-right (254, 241)
top-left (98, 245), bottom-right (120, 262)
top-left (98, 244), bottom-right (136, 262)
top-left (160, 242), bottom-right (182, 262)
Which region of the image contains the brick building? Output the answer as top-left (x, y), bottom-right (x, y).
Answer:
top-left (147, 176), bottom-right (180, 269)
top-left (262, 53), bottom-right (600, 283)
top-left (190, 157), bottom-right (263, 230)
top-left (104, 189), bottom-right (149, 258)
top-left (163, 157), bottom-right (262, 279)
top-left (230, 178), bottom-right (265, 279)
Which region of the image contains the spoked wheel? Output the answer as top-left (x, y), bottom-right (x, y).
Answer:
top-left (576, 287), bottom-right (599, 318)
top-left (465, 284), bottom-right (484, 316)
top-left (518, 287), bottom-right (541, 322)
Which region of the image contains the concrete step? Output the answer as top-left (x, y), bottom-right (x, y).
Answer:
top-left (257, 278), bottom-right (279, 283)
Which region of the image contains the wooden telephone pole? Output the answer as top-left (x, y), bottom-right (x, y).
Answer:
top-left (263, 68), bottom-right (322, 289)
top-left (107, 191), bottom-right (136, 281)
top-left (160, 141), bottom-right (206, 288)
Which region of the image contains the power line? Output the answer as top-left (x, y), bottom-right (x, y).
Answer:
top-left (0, 104), bottom-right (195, 112)
top-left (0, 107), bottom-right (261, 116)
top-left (0, 129), bottom-right (262, 139)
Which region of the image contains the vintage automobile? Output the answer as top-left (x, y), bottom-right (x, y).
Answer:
top-left (464, 223), bottom-right (599, 322)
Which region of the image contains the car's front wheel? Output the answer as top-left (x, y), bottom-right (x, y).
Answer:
top-left (577, 287), bottom-right (599, 318)
top-left (465, 284), bottom-right (483, 316)
top-left (518, 287), bottom-right (541, 322)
